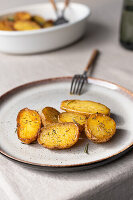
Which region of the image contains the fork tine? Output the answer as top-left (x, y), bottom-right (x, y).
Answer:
top-left (70, 50), bottom-right (99, 95)
top-left (73, 75), bottom-right (80, 94)
top-left (70, 75), bottom-right (76, 94)
top-left (75, 75), bottom-right (82, 94)
top-left (78, 77), bottom-right (86, 95)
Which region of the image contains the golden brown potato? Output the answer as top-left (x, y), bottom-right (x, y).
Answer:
top-left (60, 100), bottom-right (110, 116)
top-left (41, 107), bottom-right (60, 126)
top-left (32, 15), bottom-right (46, 26)
top-left (14, 20), bottom-right (40, 31)
top-left (14, 12), bottom-right (31, 21)
top-left (85, 114), bottom-right (116, 143)
top-left (44, 20), bottom-right (54, 28)
top-left (58, 112), bottom-right (87, 132)
top-left (38, 123), bottom-right (80, 149)
top-left (0, 21), bottom-right (13, 31)
top-left (4, 20), bottom-right (14, 27)
top-left (17, 108), bottom-right (41, 144)
top-left (7, 15), bottom-right (15, 22)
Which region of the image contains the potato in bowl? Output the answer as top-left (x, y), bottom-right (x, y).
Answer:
top-left (0, 11), bottom-right (54, 31)
top-left (0, 2), bottom-right (90, 54)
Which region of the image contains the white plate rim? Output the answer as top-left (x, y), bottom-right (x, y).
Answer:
top-left (0, 76), bottom-right (133, 168)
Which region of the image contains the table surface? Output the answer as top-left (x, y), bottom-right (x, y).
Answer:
top-left (0, 0), bottom-right (133, 200)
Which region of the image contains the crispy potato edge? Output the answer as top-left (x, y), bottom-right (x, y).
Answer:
top-left (17, 108), bottom-right (42, 144)
top-left (37, 122), bottom-right (80, 150)
top-left (60, 100), bottom-right (110, 116)
top-left (58, 112), bottom-right (87, 133)
top-left (85, 114), bottom-right (116, 143)
top-left (41, 107), bottom-right (60, 126)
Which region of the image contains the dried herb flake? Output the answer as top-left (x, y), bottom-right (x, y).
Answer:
top-left (84, 143), bottom-right (89, 154)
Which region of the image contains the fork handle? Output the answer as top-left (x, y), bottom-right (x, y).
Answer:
top-left (62, 0), bottom-right (70, 15)
top-left (84, 49), bottom-right (99, 73)
top-left (64, 0), bottom-right (70, 8)
top-left (50, 0), bottom-right (58, 17)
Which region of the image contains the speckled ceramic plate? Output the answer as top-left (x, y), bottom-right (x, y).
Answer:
top-left (0, 77), bottom-right (133, 171)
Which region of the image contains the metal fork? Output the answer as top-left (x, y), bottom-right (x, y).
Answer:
top-left (70, 49), bottom-right (99, 95)
top-left (50, 0), bottom-right (69, 25)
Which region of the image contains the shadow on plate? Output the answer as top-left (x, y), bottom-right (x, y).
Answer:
top-left (2, 128), bottom-right (132, 173)
top-left (29, 127), bottom-right (127, 153)
top-left (100, 128), bottom-right (129, 149)
top-left (29, 133), bottom-right (87, 154)
top-left (110, 113), bottom-right (124, 126)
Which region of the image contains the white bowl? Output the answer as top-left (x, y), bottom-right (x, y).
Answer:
top-left (0, 2), bottom-right (90, 54)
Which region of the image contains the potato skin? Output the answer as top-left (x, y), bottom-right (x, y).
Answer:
top-left (0, 21), bottom-right (14, 31)
top-left (38, 123), bottom-right (80, 149)
top-left (85, 114), bottom-right (116, 143)
top-left (58, 112), bottom-right (87, 132)
top-left (41, 107), bottom-right (60, 126)
top-left (43, 20), bottom-right (54, 28)
top-left (60, 100), bottom-right (110, 116)
top-left (17, 108), bottom-right (41, 144)
top-left (32, 15), bottom-right (46, 26)
top-left (14, 12), bottom-right (31, 21)
top-left (14, 20), bottom-right (40, 31)
top-left (0, 12), bottom-right (54, 32)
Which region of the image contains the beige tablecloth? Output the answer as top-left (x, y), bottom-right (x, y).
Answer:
top-left (0, 0), bottom-right (133, 199)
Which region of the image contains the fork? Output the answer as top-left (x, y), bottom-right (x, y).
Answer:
top-left (50, 0), bottom-right (69, 25)
top-left (70, 49), bottom-right (99, 95)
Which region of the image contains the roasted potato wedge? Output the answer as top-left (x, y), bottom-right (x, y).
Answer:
top-left (14, 12), bottom-right (31, 21)
top-left (7, 15), bottom-right (15, 22)
top-left (44, 20), bottom-right (54, 28)
top-left (60, 100), bottom-right (110, 116)
top-left (17, 108), bottom-right (41, 144)
top-left (32, 15), bottom-right (46, 26)
top-left (85, 114), bottom-right (116, 143)
top-left (58, 112), bottom-right (87, 132)
top-left (4, 20), bottom-right (14, 27)
top-left (14, 20), bottom-right (40, 31)
top-left (41, 107), bottom-right (60, 126)
top-left (38, 123), bottom-right (80, 149)
top-left (0, 21), bottom-right (13, 31)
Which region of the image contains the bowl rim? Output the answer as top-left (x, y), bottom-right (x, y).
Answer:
top-left (0, 2), bottom-right (91, 36)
